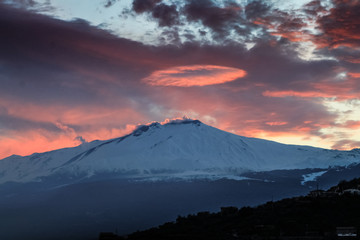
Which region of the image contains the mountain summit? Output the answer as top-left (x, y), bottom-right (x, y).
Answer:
top-left (0, 118), bottom-right (359, 184)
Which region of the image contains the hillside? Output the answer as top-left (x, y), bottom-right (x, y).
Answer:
top-left (110, 178), bottom-right (360, 240)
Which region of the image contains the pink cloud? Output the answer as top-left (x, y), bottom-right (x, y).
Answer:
top-left (0, 124), bottom-right (138, 159)
top-left (0, 130), bottom-right (79, 159)
top-left (265, 121), bottom-right (288, 126)
top-left (142, 65), bottom-right (247, 87)
top-left (262, 90), bottom-right (333, 98)
top-left (348, 72), bottom-right (360, 78)
top-left (343, 120), bottom-right (360, 129)
top-left (331, 139), bottom-right (360, 150)
top-left (0, 98), bottom-right (146, 159)
top-left (263, 76), bottom-right (359, 101)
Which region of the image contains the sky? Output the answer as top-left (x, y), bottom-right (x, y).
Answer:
top-left (0, 0), bottom-right (360, 159)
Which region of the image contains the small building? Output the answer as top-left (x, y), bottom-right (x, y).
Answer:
top-left (322, 191), bottom-right (339, 197)
top-left (342, 189), bottom-right (360, 195)
top-left (308, 190), bottom-right (339, 198)
top-left (336, 227), bottom-right (357, 238)
top-left (99, 232), bottom-right (123, 240)
top-left (308, 190), bottom-right (326, 198)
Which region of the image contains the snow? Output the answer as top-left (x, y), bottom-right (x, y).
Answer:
top-left (301, 170), bottom-right (328, 185)
top-left (127, 171), bottom-right (252, 182)
top-left (0, 119), bottom-right (359, 184)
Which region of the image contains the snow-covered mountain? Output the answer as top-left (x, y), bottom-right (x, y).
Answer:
top-left (1, 118), bottom-right (360, 240)
top-left (0, 118), bottom-right (359, 184)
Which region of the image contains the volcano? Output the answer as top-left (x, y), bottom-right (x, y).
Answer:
top-left (0, 118), bottom-right (359, 184)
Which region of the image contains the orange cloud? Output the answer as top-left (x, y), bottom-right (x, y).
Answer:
top-left (0, 98), bottom-right (146, 159)
top-left (0, 130), bottom-right (79, 159)
top-left (348, 72), bottom-right (360, 78)
top-left (0, 124), bottom-right (138, 160)
top-left (265, 121), bottom-right (288, 126)
top-left (142, 65), bottom-right (247, 87)
top-left (262, 90), bottom-right (333, 98)
top-left (270, 31), bottom-right (312, 42)
top-left (263, 77), bottom-right (359, 100)
top-left (332, 139), bottom-right (360, 151)
top-left (0, 124), bottom-right (137, 159)
top-left (313, 0), bottom-right (360, 50)
top-left (343, 120), bottom-right (360, 129)
top-left (343, 58), bottom-right (360, 64)
top-left (1, 97), bottom-right (144, 127)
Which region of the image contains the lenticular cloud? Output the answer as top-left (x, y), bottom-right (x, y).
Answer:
top-left (142, 65), bottom-right (247, 87)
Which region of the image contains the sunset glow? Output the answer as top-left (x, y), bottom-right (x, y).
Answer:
top-left (142, 65), bottom-right (247, 87)
top-left (1, 0), bottom-right (360, 159)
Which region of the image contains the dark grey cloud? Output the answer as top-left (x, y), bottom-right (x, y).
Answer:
top-left (183, 0), bottom-right (241, 35)
top-left (5, 0), bottom-right (37, 8)
top-left (277, 16), bottom-right (306, 32)
top-left (132, 0), bottom-right (162, 13)
top-left (0, 112), bottom-right (61, 132)
top-left (3, 0), bottom-right (55, 12)
top-left (0, 3), bottom-right (159, 105)
top-left (75, 135), bottom-right (87, 144)
top-left (132, 0), bottom-right (179, 27)
top-left (302, 0), bottom-right (327, 16)
top-left (160, 28), bottom-right (181, 44)
top-left (104, 0), bottom-right (118, 8)
top-left (309, 0), bottom-right (360, 67)
top-left (127, 0), bottom-right (282, 42)
top-left (245, 0), bottom-right (271, 20)
top-left (152, 3), bottom-right (179, 27)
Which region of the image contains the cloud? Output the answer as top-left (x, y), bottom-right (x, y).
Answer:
top-left (4, 0), bottom-right (55, 12)
top-left (130, 0), bottom-right (256, 39)
top-left (152, 3), bottom-right (179, 27)
top-left (0, 130), bottom-right (79, 158)
top-left (128, 0), bottom-right (311, 45)
top-left (302, 0), bottom-right (327, 16)
top-left (0, 99), bottom-right (141, 158)
top-left (132, 0), bottom-right (179, 27)
top-left (5, 0), bottom-right (37, 8)
top-left (348, 72), bottom-right (360, 78)
top-left (75, 136), bottom-right (87, 144)
top-left (245, 1), bottom-right (271, 21)
top-left (104, 0), bottom-right (118, 8)
top-left (247, 0), bottom-right (358, 61)
top-left (183, 0), bottom-right (241, 35)
top-left (342, 120), bottom-right (360, 129)
top-left (1, 1), bottom-right (360, 159)
top-left (142, 65), bottom-right (246, 87)
top-left (132, 0), bottom-right (161, 13)
top-left (314, 0), bottom-right (360, 49)
top-left (263, 90), bottom-right (326, 98)
top-left (262, 78), bottom-right (359, 101)
top-left (265, 121), bottom-right (288, 126)
top-left (251, 6), bottom-right (312, 45)
top-left (331, 139), bottom-right (360, 150)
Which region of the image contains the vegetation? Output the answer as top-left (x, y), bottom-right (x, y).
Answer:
top-left (100, 178), bottom-right (360, 240)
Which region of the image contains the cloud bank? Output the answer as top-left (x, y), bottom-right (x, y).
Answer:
top-left (0, 0), bottom-right (360, 159)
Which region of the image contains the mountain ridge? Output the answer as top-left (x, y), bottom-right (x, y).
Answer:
top-left (0, 118), bottom-right (359, 184)
top-left (121, 177), bottom-right (360, 240)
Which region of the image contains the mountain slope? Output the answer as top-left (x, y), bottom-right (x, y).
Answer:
top-left (124, 178), bottom-right (360, 240)
top-left (0, 119), bottom-right (359, 184)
